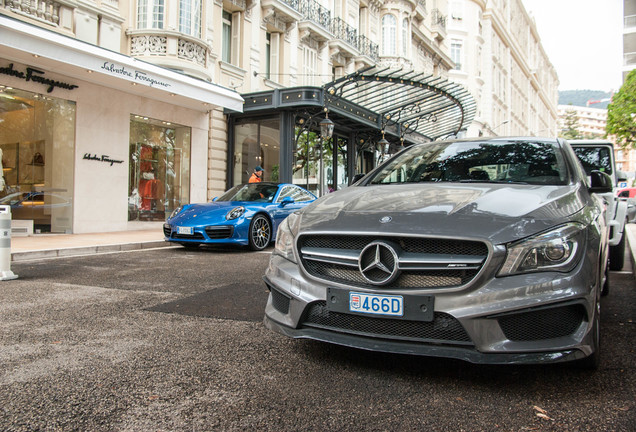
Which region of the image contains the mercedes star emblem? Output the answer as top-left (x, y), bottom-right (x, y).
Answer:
top-left (358, 241), bottom-right (400, 285)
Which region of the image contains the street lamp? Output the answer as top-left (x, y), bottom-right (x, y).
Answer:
top-left (319, 110), bottom-right (334, 139)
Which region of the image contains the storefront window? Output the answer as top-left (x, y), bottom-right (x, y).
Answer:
top-left (129, 115), bottom-right (191, 221)
top-left (233, 118), bottom-right (280, 185)
top-left (0, 87), bottom-right (75, 233)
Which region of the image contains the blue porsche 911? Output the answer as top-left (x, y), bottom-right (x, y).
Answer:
top-left (163, 182), bottom-right (317, 250)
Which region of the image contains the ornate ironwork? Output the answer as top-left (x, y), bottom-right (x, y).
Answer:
top-left (299, 0), bottom-right (331, 30)
top-left (331, 17), bottom-right (358, 49)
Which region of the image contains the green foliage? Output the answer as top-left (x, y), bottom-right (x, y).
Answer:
top-left (559, 107), bottom-right (583, 140)
top-left (606, 69), bottom-right (636, 149)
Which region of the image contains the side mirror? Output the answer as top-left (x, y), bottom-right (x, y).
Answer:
top-left (280, 196), bottom-right (294, 206)
top-left (351, 173), bottom-right (366, 184)
top-left (589, 170), bottom-right (613, 194)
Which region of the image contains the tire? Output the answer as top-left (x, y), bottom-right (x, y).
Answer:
top-left (609, 230), bottom-right (625, 271)
top-left (248, 214), bottom-right (271, 251)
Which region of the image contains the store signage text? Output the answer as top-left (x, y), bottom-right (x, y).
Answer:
top-left (83, 153), bottom-right (124, 166)
top-left (100, 62), bottom-right (171, 88)
top-left (0, 63), bottom-right (78, 93)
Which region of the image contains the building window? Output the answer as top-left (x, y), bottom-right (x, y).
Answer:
top-left (303, 45), bottom-right (318, 86)
top-left (222, 10), bottom-right (242, 65)
top-left (450, 1), bottom-right (463, 23)
top-left (137, 0), bottom-right (164, 29)
top-left (179, 0), bottom-right (202, 37)
top-left (222, 10), bottom-right (232, 63)
top-left (0, 87), bottom-right (75, 234)
top-left (451, 39), bottom-right (463, 70)
top-left (382, 14), bottom-right (397, 56)
top-left (402, 18), bottom-right (408, 57)
top-left (265, 33), bottom-right (271, 80)
top-left (129, 115), bottom-right (191, 222)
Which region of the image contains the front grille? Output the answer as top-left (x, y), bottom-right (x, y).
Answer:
top-left (298, 234), bottom-right (488, 289)
top-left (163, 225), bottom-right (171, 237)
top-left (301, 301), bottom-right (472, 345)
top-left (498, 304), bottom-right (586, 341)
top-left (205, 226), bottom-right (234, 239)
top-left (171, 232), bottom-right (205, 240)
top-left (271, 288), bottom-right (290, 314)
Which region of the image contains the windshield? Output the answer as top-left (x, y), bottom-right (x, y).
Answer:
top-left (572, 147), bottom-right (613, 176)
top-left (217, 183), bottom-right (279, 202)
top-left (367, 140), bottom-right (569, 186)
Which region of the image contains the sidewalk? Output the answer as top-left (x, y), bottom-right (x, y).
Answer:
top-left (7, 223), bottom-right (636, 272)
top-left (9, 227), bottom-right (170, 262)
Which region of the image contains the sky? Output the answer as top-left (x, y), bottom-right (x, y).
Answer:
top-left (521, 0), bottom-right (623, 92)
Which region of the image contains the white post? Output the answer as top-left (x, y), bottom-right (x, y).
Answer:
top-left (0, 205), bottom-right (18, 281)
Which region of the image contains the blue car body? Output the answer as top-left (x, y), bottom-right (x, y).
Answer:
top-left (163, 182), bottom-right (317, 250)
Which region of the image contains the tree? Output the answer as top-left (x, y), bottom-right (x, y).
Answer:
top-left (560, 107), bottom-right (582, 140)
top-left (606, 69), bottom-right (636, 149)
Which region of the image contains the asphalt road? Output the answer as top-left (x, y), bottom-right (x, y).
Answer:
top-left (0, 244), bottom-right (634, 431)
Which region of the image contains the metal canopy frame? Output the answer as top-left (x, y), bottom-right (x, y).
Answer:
top-left (323, 66), bottom-right (476, 142)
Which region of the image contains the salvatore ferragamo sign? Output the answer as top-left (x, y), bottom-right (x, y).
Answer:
top-left (0, 63), bottom-right (78, 93)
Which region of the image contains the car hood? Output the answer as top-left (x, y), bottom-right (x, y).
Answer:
top-left (298, 183), bottom-right (586, 244)
top-left (170, 201), bottom-right (253, 225)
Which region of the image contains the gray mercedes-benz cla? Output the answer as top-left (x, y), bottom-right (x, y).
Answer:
top-left (263, 137), bottom-right (612, 367)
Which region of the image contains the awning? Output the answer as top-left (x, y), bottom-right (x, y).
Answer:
top-left (323, 66), bottom-right (476, 141)
top-left (0, 15), bottom-right (243, 113)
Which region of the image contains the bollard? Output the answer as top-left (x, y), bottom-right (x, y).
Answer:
top-left (0, 205), bottom-right (18, 281)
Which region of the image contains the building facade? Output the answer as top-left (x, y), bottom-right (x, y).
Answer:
top-left (1, 0), bottom-right (560, 236)
top-left (624, 0), bottom-right (636, 81)
top-left (446, 0), bottom-right (559, 137)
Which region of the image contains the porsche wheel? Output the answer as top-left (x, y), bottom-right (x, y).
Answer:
top-left (249, 215), bottom-right (271, 251)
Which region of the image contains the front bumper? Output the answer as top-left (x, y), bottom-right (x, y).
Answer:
top-left (263, 253), bottom-right (598, 365)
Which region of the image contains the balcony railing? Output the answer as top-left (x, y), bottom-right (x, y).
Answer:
top-left (625, 14), bottom-right (636, 28)
top-left (299, 0), bottom-right (331, 30)
top-left (331, 17), bottom-right (358, 49)
top-left (279, 0), bottom-right (300, 11)
top-left (432, 8), bottom-right (447, 29)
top-left (358, 34), bottom-right (379, 61)
top-left (4, 0), bottom-right (61, 26)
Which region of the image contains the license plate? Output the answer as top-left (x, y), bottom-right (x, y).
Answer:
top-left (349, 292), bottom-right (403, 317)
top-left (177, 226), bottom-right (193, 235)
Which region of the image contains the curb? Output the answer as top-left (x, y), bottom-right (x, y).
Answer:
top-left (11, 240), bottom-right (172, 262)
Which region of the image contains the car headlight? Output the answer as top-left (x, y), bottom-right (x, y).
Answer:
top-left (498, 223), bottom-right (586, 276)
top-left (226, 206), bottom-right (245, 220)
top-left (169, 206), bottom-right (183, 219)
top-left (274, 211), bottom-right (302, 262)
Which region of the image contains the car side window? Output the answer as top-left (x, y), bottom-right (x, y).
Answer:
top-left (277, 186), bottom-right (314, 203)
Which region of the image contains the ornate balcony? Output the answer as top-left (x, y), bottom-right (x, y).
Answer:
top-left (298, 0), bottom-right (332, 41)
top-left (431, 8), bottom-right (447, 42)
top-left (3, 0), bottom-right (62, 26)
top-left (329, 17), bottom-right (360, 61)
top-left (357, 34), bottom-right (379, 62)
top-left (128, 30), bottom-right (210, 81)
top-left (261, 0), bottom-right (303, 26)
